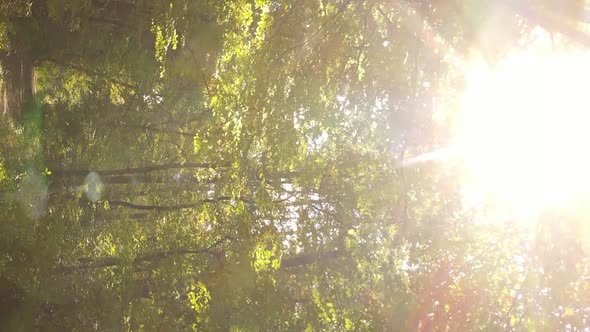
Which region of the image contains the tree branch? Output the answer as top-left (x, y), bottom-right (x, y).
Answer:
top-left (45, 58), bottom-right (137, 90)
top-left (280, 250), bottom-right (343, 268)
top-left (503, 0), bottom-right (590, 48)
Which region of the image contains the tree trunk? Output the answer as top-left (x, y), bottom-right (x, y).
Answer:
top-left (50, 162), bottom-right (231, 177)
top-left (1, 38), bottom-right (35, 120)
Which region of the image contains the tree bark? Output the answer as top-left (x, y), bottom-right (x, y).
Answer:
top-left (0, 47), bottom-right (34, 119)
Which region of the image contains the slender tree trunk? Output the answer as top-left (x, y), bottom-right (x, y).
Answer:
top-left (63, 236), bottom-right (230, 272)
top-left (0, 47), bottom-right (35, 119)
top-left (50, 162), bottom-right (232, 177)
top-left (107, 196), bottom-right (236, 211)
top-left (63, 246), bottom-right (342, 272)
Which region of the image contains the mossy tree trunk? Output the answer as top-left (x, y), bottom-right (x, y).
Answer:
top-left (1, 21), bottom-right (35, 120)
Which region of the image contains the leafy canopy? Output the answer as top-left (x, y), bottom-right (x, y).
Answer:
top-left (1, 0), bottom-right (589, 331)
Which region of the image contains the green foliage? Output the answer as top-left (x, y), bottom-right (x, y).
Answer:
top-left (0, 0), bottom-right (589, 330)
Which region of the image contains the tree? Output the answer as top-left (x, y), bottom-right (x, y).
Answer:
top-left (2, 0), bottom-right (590, 330)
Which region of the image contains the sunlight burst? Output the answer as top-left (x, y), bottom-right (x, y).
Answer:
top-left (460, 48), bottom-right (590, 215)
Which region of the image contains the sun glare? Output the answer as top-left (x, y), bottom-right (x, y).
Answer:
top-left (460, 47), bottom-right (590, 216)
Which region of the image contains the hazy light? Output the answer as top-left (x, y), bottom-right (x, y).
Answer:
top-left (399, 148), bottom-right (459, 167)
top-left (17, 168), bottom-right (48, 219)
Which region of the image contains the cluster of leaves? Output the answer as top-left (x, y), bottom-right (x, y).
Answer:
top-left (1, 0), bottom-right (590, 331)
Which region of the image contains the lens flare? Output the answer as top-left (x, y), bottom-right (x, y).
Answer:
top-left (84, 171), bottom-right (104, 203)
